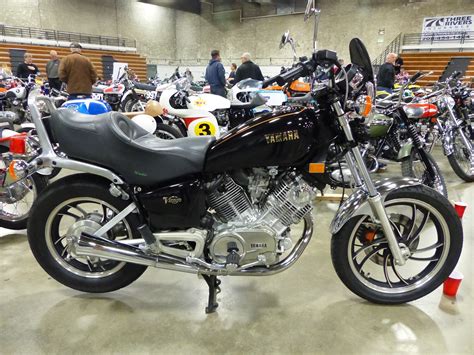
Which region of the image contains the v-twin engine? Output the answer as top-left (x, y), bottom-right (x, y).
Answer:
top-left (207, 172), bottom-right (316, 266)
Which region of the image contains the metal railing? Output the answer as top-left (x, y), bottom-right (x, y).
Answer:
top-left (403, 31), bottom-right (474, 50)
top-left (372, 33), bottom-right (402, 72)
top-left (0, 24), bottom-right (136, 48)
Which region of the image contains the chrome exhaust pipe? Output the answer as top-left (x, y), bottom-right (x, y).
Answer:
top-left (73, 233), bottom-right (199, 274)
top-left (73, 213), bottom-right (313, 277)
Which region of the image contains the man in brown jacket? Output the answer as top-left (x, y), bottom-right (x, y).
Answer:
top-left (59, 42), bottom-right (97, 99)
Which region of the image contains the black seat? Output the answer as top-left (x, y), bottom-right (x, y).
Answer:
top-left (230, 93), bottom-right (267, 110)
top-left (133, 82), bottom-right (157, 91)
top-left (50, 109), bottom-right (214, 186)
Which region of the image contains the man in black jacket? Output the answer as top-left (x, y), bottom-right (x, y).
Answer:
top-left (16, 53), bottom-right (39, 80)
top-left (234, 53), bottom-right (264, 84)
top-left (377, 53), bottom-right (397, 93)
top-left (205, 49), bottom-right (226, 97)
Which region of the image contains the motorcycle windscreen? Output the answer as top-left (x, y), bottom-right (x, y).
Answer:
top-left (349, 38), bottom-right (374, 84)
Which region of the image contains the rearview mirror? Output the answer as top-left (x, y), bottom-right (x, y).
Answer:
top-left (280, 31), bottom-right (290, 49)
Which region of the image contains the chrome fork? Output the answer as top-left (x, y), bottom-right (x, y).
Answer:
top-left (333, 102), bottom-right (409, 265)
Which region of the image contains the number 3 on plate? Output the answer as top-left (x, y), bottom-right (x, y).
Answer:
top-left (194, 122), bottom-right (216, 136)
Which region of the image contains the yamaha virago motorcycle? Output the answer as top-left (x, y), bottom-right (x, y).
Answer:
top-left (17, 39), bottom-right (461, 313)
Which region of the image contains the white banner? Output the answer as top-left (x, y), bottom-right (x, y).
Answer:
top-left (421, 15), bottom-right (474, 41)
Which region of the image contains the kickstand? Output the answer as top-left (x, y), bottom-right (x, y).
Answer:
top-left (203, 274), bottom-right (221, 314)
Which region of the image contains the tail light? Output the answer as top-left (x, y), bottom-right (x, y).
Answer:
top-left (9, 135), bottom-right (27, 155)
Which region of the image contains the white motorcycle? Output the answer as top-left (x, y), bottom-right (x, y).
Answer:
top-left (159, 79), bottom-right (230, 138)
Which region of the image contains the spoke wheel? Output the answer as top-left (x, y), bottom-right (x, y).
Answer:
top-left (447, 127), bottom-right (474, 182)
top-left (401, 149), bottom-right (447, 197)
top-left (0, 174), bottom-right (47, 230)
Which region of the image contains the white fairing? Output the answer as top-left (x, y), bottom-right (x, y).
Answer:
top-left (187, 93), bottom-right (230, 111)
top-left (230, 79), bottom-right (286, 107)
top-left (160, 89), bottom-right (221, 138)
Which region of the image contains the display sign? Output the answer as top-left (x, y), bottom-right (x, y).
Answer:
top-left (421, 15), bottom-right (473, 41)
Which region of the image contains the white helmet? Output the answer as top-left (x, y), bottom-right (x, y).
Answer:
top-left (131, 114), bottom-right (157, 134)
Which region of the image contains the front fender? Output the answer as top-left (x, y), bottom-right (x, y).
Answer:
top-left (397, 141), bottom-right (413, 160)
top-left (330, 177), bottom-right (421, 234)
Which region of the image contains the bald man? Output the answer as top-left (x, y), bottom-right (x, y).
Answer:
top-left (46, 50), bottom-right (61, 91)
top-left (377, 53), bottom-right (397, 93)
top-left (234, 52), bottom-right (264, 84)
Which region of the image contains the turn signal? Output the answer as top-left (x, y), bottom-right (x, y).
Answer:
top-left (309, 163), bottom-right (325, 173)
top-left (356, 95), bottom-right (373, 117)
top-left (7, 160), bottom-right (28, 181)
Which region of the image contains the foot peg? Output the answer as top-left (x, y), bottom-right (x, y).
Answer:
top-left (225, 241), bottom-right (240, 266)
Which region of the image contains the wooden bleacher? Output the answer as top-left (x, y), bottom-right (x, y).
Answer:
top-left (0, 42), bottom-right (147, 81)
top-left (402, 52), bottom-right (474, 86)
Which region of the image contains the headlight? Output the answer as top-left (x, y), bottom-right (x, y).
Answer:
top-left (443, 95), bottom-right (455, 108)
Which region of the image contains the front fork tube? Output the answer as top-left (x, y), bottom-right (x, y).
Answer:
top-left (334, 103), bottom-right (408, 265)
top-left (446, 107), bottom-right (474, 165)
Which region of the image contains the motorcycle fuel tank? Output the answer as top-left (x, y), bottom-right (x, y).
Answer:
top-left (205, 106), bottom-right (325, 172)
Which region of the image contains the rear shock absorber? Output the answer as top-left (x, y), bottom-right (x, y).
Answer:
top-left (387, 133), bottom-right (401, 151)
top-left (407, 124), bottom-right (424, 149)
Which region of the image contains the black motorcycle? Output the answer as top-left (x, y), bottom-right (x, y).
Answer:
top-left (15, 39), bottom-right (462, 313)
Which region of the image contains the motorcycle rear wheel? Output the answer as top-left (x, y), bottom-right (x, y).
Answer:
top-left (28, 174), bottom-right (147, 293)
top-left (331, 185), bottom-right (462, 304)
top-left (401, 149), bottom-right (448, 197)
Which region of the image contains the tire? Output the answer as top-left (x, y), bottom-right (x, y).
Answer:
top-left (122, 96), bottom-right (145, 113)
top-left (120, 95), bottom-right (134, 112)
top-left (154, 123), bottom-right (183, 139)
top-left (331, 185), bottom-right (463, 304)
top-left (401, 149), bottom-right (448, 197)
top-left (27, 174), bottom-right (147, 293)
top-left (0, 173), bottom-right (48, 230)
top-left (447, 128), bottom-right (474, 182)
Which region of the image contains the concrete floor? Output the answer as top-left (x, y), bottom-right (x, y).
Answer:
top-left (0, 148), bottom-right (472, 355)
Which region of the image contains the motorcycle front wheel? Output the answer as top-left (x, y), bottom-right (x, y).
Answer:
top-left (401, 149), bottom-right (448, 197)
top-left (331, 185), bottom-right (462, 304)
top-left (447, 126), bottom-right (474, 182)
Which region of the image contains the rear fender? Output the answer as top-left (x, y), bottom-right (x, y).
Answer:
top-left (330, 177), bottom-right (421, 234)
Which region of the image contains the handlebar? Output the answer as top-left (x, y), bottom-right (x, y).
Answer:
top-left (262, 62), bottom-right (311, 88)
top-left (262, 50), bottom-right (339, 88)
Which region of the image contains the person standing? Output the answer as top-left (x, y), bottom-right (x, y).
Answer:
top-left (46, 50), bottom-right (61, 91)
top-left (377, 53), bottom-right (397, 93)
top-left (234, 53), bottom-right (264, 84)
top-left (227, 63), bottom-right (237, 86)
top-left (16, 53), bottom-right (39, 80)
top-left (59, 42), bottom-right (97, 99)
top-left (205, 49), bottom-right (226, 97)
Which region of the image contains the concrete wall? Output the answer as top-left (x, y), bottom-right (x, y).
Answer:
top-left (1, 0), bottom-right (473, 67)
top-left (176, 0), bottom-right (474, 66)
top-left (0, 0), bottom-right (175, 60)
